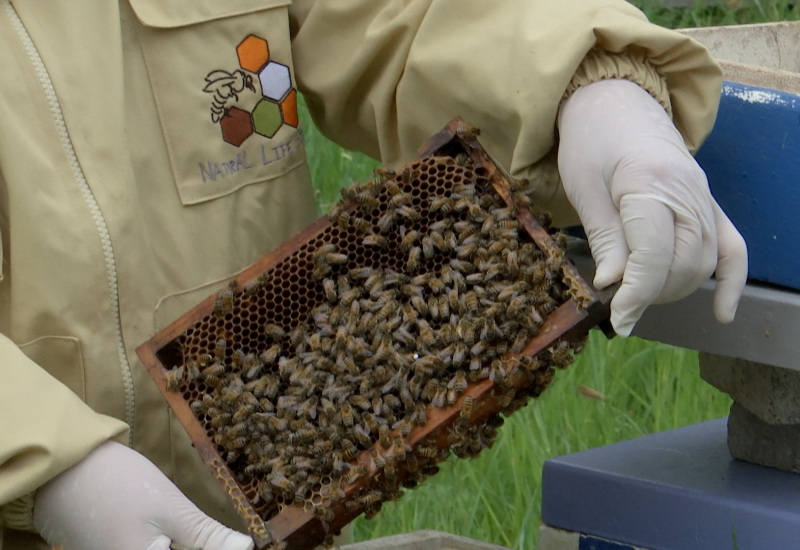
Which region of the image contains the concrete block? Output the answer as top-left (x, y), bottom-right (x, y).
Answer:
top-left (699, 353), bottom-right (800, 425)
top-left (340, 530), bottom-right (511, 550)
top-left (538, 525), bottom-right (579, 550)
top-left (728, 402), bottom-right (800, 473)
top-left (538, 525), bottom-right (649, 550)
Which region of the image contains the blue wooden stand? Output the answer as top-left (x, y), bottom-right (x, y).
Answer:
top-left (695, 82), bottom-right (800, 292)
top-left (540, 419), bottom-right (800, 550)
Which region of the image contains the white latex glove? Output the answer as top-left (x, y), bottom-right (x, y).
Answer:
top-left (557, 78), bottom-right (747, 336)
top-left (33, 440), bottom-right (255, 550)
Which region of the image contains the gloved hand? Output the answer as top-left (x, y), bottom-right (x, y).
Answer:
top-left (33, 440), bottom-right (255, 550)
top-left (557, 78), bottom-right (748, 336)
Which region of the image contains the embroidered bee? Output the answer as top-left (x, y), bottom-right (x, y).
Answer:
top-left (203, 69), bottom-right (256, 123)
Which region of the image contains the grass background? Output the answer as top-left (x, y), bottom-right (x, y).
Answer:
top-left (297, 2), bottom-right (797, 547)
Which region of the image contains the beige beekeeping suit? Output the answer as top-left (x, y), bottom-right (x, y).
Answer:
top-left (0, 0), bottom-right (721, 546)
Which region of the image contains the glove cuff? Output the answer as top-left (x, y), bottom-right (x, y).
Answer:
top-left (0, 491), bottom-right (36, 532)
top-left (562, 48), bottom-right (672, 118)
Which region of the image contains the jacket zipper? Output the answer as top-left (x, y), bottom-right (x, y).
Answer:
top-left (3, 1), bottom-right (136, 444)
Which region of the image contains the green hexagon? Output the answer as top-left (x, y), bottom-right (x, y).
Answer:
top-left (252, 99), bottom-right (283, 138)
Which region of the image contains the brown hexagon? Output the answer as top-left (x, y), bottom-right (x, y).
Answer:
top-left (220, 106), bottom-right (254, 147)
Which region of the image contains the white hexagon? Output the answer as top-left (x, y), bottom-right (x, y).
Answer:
top-left (259, 61), bottom-right (292, 102)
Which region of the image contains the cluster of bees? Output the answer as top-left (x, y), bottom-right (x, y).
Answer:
top-left (164, 153), bottom-right (584, 548)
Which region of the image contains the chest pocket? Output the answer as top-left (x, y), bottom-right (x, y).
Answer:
top-left (129, 0), bottom-right (305, 205)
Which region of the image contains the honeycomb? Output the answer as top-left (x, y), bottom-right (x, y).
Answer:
top-left (139, 119), bottom-right (608, 550)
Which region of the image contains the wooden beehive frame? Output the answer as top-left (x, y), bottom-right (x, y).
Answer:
top-left (137, 118), bottom-right (614, 549)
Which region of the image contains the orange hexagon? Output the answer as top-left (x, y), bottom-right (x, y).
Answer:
top-left (280, 89), bottom-right (298, 128)
top-left (237, 35), bottom-right (270, 73)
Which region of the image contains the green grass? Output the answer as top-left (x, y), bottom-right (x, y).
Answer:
top-left (297, 3), bottom-right (798, 547)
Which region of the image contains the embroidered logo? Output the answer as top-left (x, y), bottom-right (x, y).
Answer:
top-left (203, 34), bottom-right (299, 147)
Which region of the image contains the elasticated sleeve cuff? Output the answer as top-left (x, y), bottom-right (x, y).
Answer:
top-left (0, 492), bottom-right (36, 532)
top-left (563, 48), bottom-right (673, 118)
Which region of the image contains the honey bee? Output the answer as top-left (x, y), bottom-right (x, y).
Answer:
top-left (416, 445), bottom-right (438, 459)
top-left (340, 402), bottom-right (355, 427)
top-left (369, 447), bottom-right (387, 469)
top-left (426, 232), bottom-right (447, 254)
top-left (395, 417), bottom-right (413, 437)
top-left (213, 281), bottom-right (236, 318)
top-left (453, 197), bottom-right (472, 213)
top-left (312, 243), bottom-right (337, 264)
top-left (189, 399), bottom-right (206, 416)
top-left (429, 195), bottom-right (452, 214)
top-left (336, 209), bottom-right (351, 230)
top-left (398, 230), bottom-right (421, 253)
top-left (348, 215), bottom-right (371, 234)
top-left (350, 394), bottom-right (371, 411)
top-left (427, 277), bottom-right (445, 295)
top-left (374, 167), bottom-right (397, 179)
top-left (352, 424), bottom-right (372, 447)
top-left (325, 252), bottom-right (349, 265)
top-left (363, 412), bottom-right (382, 435)
top-left (263, 323), bottom-right (286, 341)
top-left (201, 362), bottom-right (225, 385)
top-left (507, 295), bottom-right (528, 318)
top-left (446, 386), bottom-right (458, 406)
top-left (405, 246), bottom-right (422, 272)
top-left (382, 392), bottom-right (401, 410)
top-left (361, 233), bottom-right (389, 248)
top-left (460, 396), bottom-right (474, 422)
top-left (384, 461), bottom-right (397, 481)
top-left (413, 402), bottom-right (428, 426)
top-left (210, 410), bottom-right (233, 429)
top-left (510, 331), bottom-right (529, 355)
top-left (297, 396), bottom-right (319, 420)
top-left (358, 490), bottom-right (383, 507)
top-left (321, 278), bottom-right (337, 303)
top-left (162, 365), bottom-right (184, 392)
top-left (229, 348), bottom-right (245, 369)
top-left (549, 340), bottom-right (575, 368)
top-left (456, 118), bottom-right (481, 141)
top-left (452, 370), bottom-right (469, 394)
top-left (341, 438), bottom-right (358, 461)
top-left (499, 387), bottom-right (517, 408)
top-left (449, 259), bottom-right (475, 274)
top-left (183, 359), bottom-right (201, 382)
top-left (269, 473), bottom-right (296, 493)
top-left (374, 424), bottom-right (391, 449)
top-left (390, 192), bottom-right (412, 206)
top-left (355, 191), bottom-right (380, 209)
top-left (326, 201), bottom-right (344, 224)
top-left (395, 204), bottom-right (420, 221)
top-left (427, 296), bottom-right (440, 320)
top-left (431, 387), bottom-right (447, 408)
top-left (450, 342), bottom-right (467, 368)
top-left (266, 415), bottom-right (289, 433)
top-left (259, 343), bottom-right (282, 367)
top-left (391, 436), bottom-right (408, 461)
top-left (513, 190), bottom-right (533, 209)
top-left (244, 272), bottom-right (270, 297)
top-left (421, 236), bottom-right (435, 259)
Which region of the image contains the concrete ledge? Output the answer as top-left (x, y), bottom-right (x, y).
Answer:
top-left (341, 530), bottom-right (511, 550)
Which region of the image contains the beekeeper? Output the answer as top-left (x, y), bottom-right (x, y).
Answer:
top-left (0, 0), bottom-right (747, 548)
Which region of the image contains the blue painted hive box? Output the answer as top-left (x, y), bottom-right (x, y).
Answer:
top-left (681, 22), bottom-right (800, 291)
